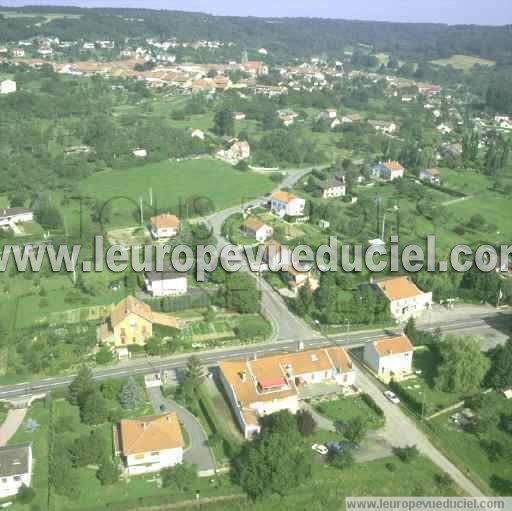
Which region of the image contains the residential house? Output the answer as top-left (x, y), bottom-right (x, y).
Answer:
top-left (0, 208), bottom-right (33, 228)
top-left (150, 213), bottom-right (180, 240)
top-left (132, 148), bottom-right (148, 158)
top-left (436, 123), bottom-right (452, 135)
top-left (320, 108), bottom-right (337, 120)
top-left (277, 109), bottom-right (299, 127)
top-left (216, 140), bottom-right (251, 165)
top-left (0, 80), bottom-right (16, 95)
top-left (318, 179), bottom-right (346, 199)
top-left (242, 217), bottom-right (274, 243)
top-left (0, 443), bottom-right (32, 499)
top-left (190, 128), bottom-right (205, 140)
top-left (368, 120), bottom-right (397, 134)
top-left (97, 295), bottom-right (181, 350)
top-left (372, 161), bottom-right (405, 181)
top-left (12, 48), bottom-right (25, 58)
top-left (270, 191), bottom-right (306, 218)
top-left (341, 113), bottom-right (364, 124)
top-left (372, 276), bottom-right (432, 321)
top-left (495, 115), bottom-right (512, 130)
top-left (219, 347), bottom-right (356, 438)
top-left (282, 266), bottom-right (319, 295)
top-left (144, 269), bottom-right (188, 297)
top-left (244, 60), bottom-right (268, 77)
top-left (233, 112), bottom-right (246, 121)
top-left (441, 143), bottom-right (463, 159)
top-left (263, 240), bottom-right (291, 270)
top-left (420, 168), bottom-right (441, 185)
top-left (363, 335), bottom-right (414, 383)
top-left (115, 413), bottom-right (184, 475)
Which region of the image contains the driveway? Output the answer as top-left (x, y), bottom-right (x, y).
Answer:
top-left (353, 362), bottom-right (484, 497)
top-left (146, 387), bottom-right (215, 473)
top-left (0, 408), bottom-right (27, 446)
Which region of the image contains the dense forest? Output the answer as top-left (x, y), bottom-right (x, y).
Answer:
top-left (1, 6), bottom-right (512, 64)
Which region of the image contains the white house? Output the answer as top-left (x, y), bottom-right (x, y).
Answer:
top-left (363, 335), bottom-right (414, 382)
top-left (150, 213), bottom-right (180, 240)
top-left (319, 108), bottom-right (337, 120)
top-left (0, 80), bottom-right (16, 95)
top-left (319, 179), bottom-right (346, 199)
top-left (373, 276), bottom-right (432, 322)
top-left (219, 347), bottom-right (356, 438)
top-left (368, 120), bottom-right (397, 134)
top-left (0, 208), bottom-right (33, 228)
top-left (270, 191), bottom-right (305, 218)
top-left (372, 161), bottom-right (405, 181)
top-left (115, 413), bottom-right (184, 475)
top-left (190, 128), bottom-right (205, 140)
top-left (0, 443), bottom-right (32, 499)
top-left (420, 168), bottom-right (441, 185)
top-left (242, 217), bottom-right (274, 242)
top-left (132, 148), bottom-right (148, 158)
top-left (144, 269), bottom-right (188, 297)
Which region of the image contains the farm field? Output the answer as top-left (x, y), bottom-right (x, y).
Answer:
top-left (73, 158), bottom-right (274, 229)
top-left (431, 54), bottom-right (496, 71)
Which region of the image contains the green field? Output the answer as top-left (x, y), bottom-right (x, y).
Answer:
top-left (74, 158), bottom-right (273, 228)
top-left (0, 10), bottom-right (82, 21)
top-left (431, 54), bottom-right (496, 71)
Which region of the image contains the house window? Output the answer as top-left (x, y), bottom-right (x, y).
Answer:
top-left (134, 453), bottom-right (145, 460)
top-left (120, 328), bottom-right (126, 337)
top-left (13, 476), bottom-right (21, 482)
top-left (150, 451), bottom-right (159, 457)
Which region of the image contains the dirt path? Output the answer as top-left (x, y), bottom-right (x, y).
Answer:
top-left (0, 408), bottom-right (27, 446)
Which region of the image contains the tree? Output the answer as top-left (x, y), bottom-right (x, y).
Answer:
top-left (96, 457), bottom-right (120, 485)
top-left (224, 273), bottom-right (261, 314)
top-left (80, 390), bottom-right (109, 425)
top-left (213, 109), bottom-right (235, 137)
top-left (344, 416), bottom-right (368, 444)
top-left (17, 484), bottom-right (35, 504)
top-left (487, 338), bottom-right (512, 390)
top-left (328, 447), bottom-right (354, 469)
top-left (68, 366), bottom-right (95, 406)
top-left (71, 429), bottom-right (106, 467)
top-left (435, 335), bottom-right (490, 394)
top-left (95, 346), bottom-right (113, 365)
top-left (394, 445), bottom-right (419, 463)
top-left (184, 355), bottom-right (205, 388)
top-left (119, 377), bottom-right (144, 410)
top-left (161, 463), bottom-right (198, 491)
top-left (296, 409), bottom-right (316, 437)
top-left (234, 317), bottom-right (271, 340)
top-left (50, 446), bottom-right (80, 499)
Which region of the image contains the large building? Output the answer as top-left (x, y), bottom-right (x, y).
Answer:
top-left (0, 443), bottom-right (32, 499)
top-left (219, 347), bottom-right (356, 438)
top-left (0, 208), bottom-right (33, 228)
top-left (97, 296), bottom-right (181, 350)
top-left (363, 335), bottom-right (414, 383)
top-left (373, 276), bottom-right (432, 322)
top-left (115, 413), bottom-right (184, 475)
top-left (144, 269), bottom-right (188, 297)
top-left (270, 191), bottom-right (306, 218)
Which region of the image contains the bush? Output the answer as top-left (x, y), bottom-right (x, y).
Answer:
top-left (235, 317), bottom-right (271, 340)
top-left (361, 393), bottom-right (384, 417)
top-left (394, 445), bottom-right (419, 463)
top-left (17, 484), bottom-right (35, 504)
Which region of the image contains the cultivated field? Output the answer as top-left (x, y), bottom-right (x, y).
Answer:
top-left (431, 54), bottom-right (495, 71)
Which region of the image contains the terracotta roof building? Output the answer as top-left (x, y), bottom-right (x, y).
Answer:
top-left (364, 335), bottom-right (414, 382)
top-left (115, 413), bottom-right (184, 475)
top-left (219, 347), bottom-right (356, 438)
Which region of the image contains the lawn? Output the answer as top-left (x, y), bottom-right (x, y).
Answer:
top-left (427, 392), bottom-right (512, 495)
top-left (315, 395), bottom-right (385, 430)
top-left (396, 347), bottom-right (469, 416)
top-left (200, 456), bottom-right (464, 511)
top-left (431, 54), bottom-right (495, 71)
top-left (7, 400), bottom-right (50, 511)
top-left (74, 158), bottom-right (274, 228)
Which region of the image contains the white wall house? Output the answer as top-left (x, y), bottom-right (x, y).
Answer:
top-left (0, 80), bottom-right (16, 95)
top-left (320, 108), bottom-right (337, 120)
top-left (373, 276), bottom-right (432, 322)
top-left (144, 270), bottom-right (188, 297)
top-left (116, 413), bottom-right (184, 476)
top-left (0, 443), bottom-right (32, 499)
top-left (243, 217), bottom-right (274, 242)
top-left (219, 347), bottom-right (356, 438)
top-left (363, 335), bottom-right (414, 382)
top-left (270, 191), bottom-right (305, 218)
top-left (372, 161), bottom-right (405, 181)
top-left (0, 208), bottom-right (33, 228)
top-left (150, 213), bottom-right (180, 240)
top-left (319, 180), bottom-right (346, 199)
top-left (420, 168), bottom-right (441, 185)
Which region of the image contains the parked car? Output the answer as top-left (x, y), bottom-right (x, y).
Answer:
top-left (384, 390), bottom-right (400, 404)
top-left (311, 443), bottom-right (328, 456)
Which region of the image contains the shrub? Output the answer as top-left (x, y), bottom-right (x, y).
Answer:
top-left (394, 445), bottom-right (419, 463)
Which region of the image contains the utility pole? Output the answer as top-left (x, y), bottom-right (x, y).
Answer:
top-left (149, 188), bottom-right (153, 206)
top-left (139, 197), bottom-right (144, 225)
top-left (381, 212), bottom-right (386, 240)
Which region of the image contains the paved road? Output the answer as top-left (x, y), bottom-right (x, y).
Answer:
top-left (354, 362), bottom-right (483, 496)
top-left (0, 408), bottom-right (27, 446)
top-left (146, 387), bottom-right (215, 473)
